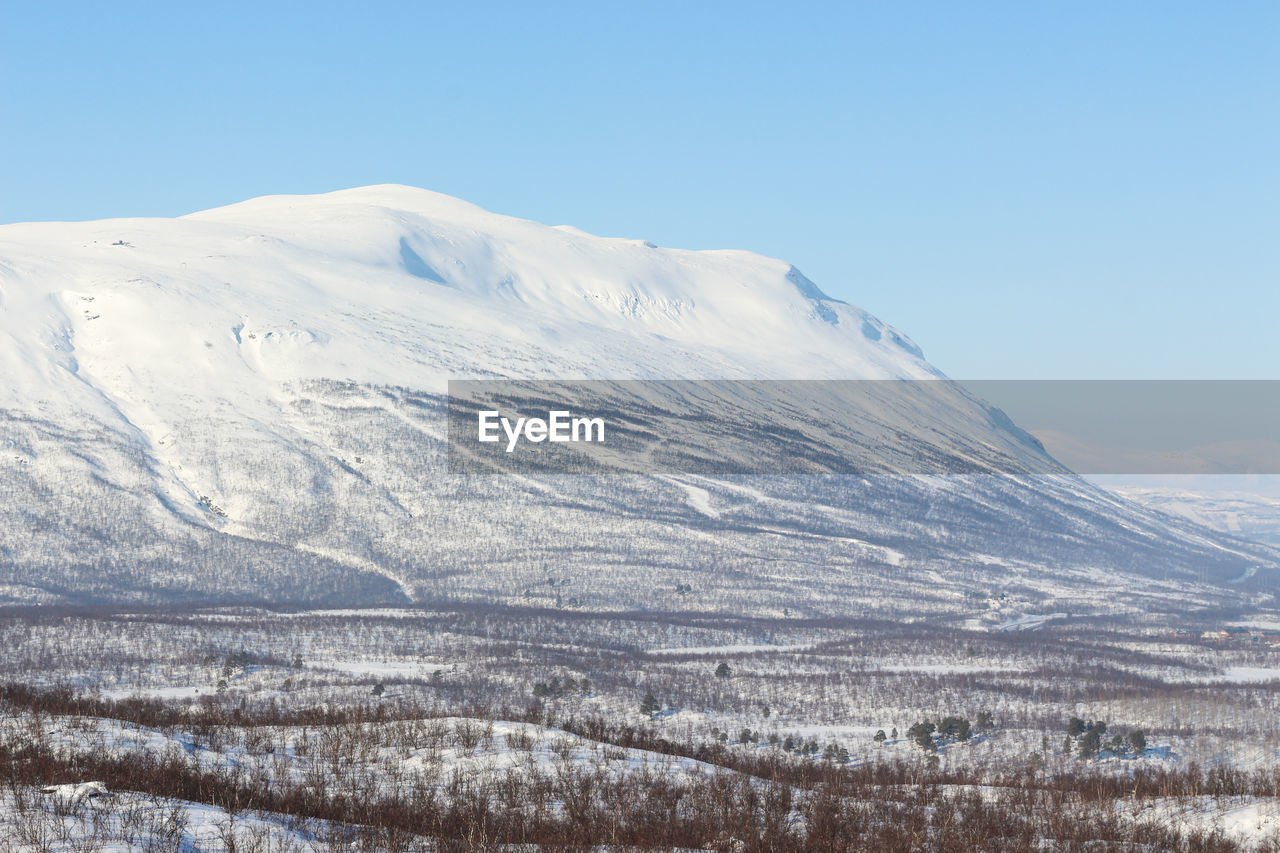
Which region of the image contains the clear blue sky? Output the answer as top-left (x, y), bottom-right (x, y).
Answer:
top-left (3, 2), bottom-right (1276, 379)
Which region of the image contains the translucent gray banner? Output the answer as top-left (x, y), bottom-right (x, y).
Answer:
top-left (446, 380), bottom-right (1280, 476)
top-left (966, 380), bottom-right (1280, 476)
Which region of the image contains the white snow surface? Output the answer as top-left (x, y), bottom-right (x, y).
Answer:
top-left (0, 185), bottom-right (939, 579)
top-left (3, 185), bottom-right (1276, 611)
top-left (0, 184), bottom-right (933, 433)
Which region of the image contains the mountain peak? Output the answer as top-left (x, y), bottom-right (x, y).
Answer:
top-left (183, 183), bottom-right (494, 224)
top-left (2, 186), bottom-right (934, 398)
top-left (0, 186), bottom-right (1273, 612)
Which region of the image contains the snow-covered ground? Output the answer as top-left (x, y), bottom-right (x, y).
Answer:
top-left (6, 603), bottom-right (1280, 848)
top-left (1130, 795), bottom-right (1280, 846)
top-left (0, 185), bottom-right (1274, 617)
top-left (3, 712), bottom-right (721, 794)
top-left (0, 788), bottom-right (334, 853)
top-left (6, 714), bottom-right (1280, 850)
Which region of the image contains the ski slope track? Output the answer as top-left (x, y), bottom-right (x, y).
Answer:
top-left (0, 185), bottom-right (1275, 617)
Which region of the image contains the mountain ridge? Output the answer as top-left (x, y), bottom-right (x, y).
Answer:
top-left (0, 186), bottom-right (1275, 616)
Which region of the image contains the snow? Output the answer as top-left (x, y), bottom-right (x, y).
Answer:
top-left (0, 183), bottom-right (978, 609)
top-left (2, 787), bottom-right (337, 852)
top-left (649, 643), bottom-right (815, 656)
top-left (6, 711), bottom-right (723, 798)
top-left (661, 476), bottom-right (721, 518)
top-left (1230, 620), bottom-right (1280, 631)
top-left (317, 659), bottom-right (453, 678)
top-left (878, 663), bottom-right (1025, 675)
top-left (0, 183), bottom-right (939, 530)
top-left (39, 781), bottom-right (108, 804)
top-left (0, 185), bottom-right (935, 433)
top-left (99, 684), bottom-right (212, 701)
top-left (1135, 795), bottom-right (1280, 844)
top-left (1, 184), bottom-right (1275, 615)
top-left (1180, 666), bottom-right (1280, 684)
top-left (996, 612), bottom-right (1068, 631)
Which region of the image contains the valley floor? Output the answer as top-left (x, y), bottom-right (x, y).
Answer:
top-left (4, 603), bottom-right (1280, 850)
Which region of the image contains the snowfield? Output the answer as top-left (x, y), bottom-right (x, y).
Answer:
top-left (0, 185), bottom-right (1275, 616)
top-left (0, 788), bottom-right (332, 852)
top-left (2, 605), bottom-right (1280, 848)
top-left (3, 187), bottom-right (1280, 848)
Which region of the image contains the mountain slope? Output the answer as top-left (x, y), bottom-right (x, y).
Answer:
top-left (0, 186), bottom-right (1275, 616)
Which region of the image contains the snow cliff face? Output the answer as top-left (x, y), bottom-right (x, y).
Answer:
top-left (0, 186), bottom-right (1274, 613)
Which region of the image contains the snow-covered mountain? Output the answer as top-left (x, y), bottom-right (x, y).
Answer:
top-left (0, 185), bottom-right (1275, 616)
